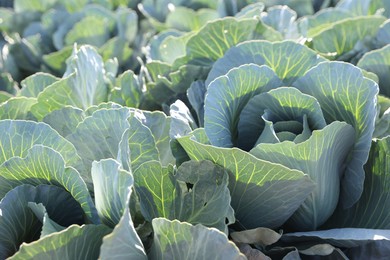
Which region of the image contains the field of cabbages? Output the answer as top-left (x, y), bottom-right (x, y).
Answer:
top-left (0, 0), bottom-right (389, 259)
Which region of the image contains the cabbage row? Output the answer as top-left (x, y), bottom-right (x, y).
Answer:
top-left (1, 0), bottom-right (390, 259)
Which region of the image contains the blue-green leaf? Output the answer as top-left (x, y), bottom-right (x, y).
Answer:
top-left (150, 218), bottom-right (245, 260)
top-left (174, 17), bottom-right (283, 68)
top-left (357, 44), bottom-right (390, 97)
top-left (32, 46), bottom-right (109, 120)
top-left (129, 108), bottom-right (174, 166)
top-left (165, 7), bottom-right (220, 32)
top-left (178, 129), bottom-right (315, 229)
top-left (294, 61), bottom-right (378, 208)
top-left (260, 0), bottom-right (314, 16)
top-left (66, 108), bottom-right (131, 186)
top-left (14, 0), bottom-right (56, 12)
top-left (325, 136), bottom-right (390, 229)
top-left (0, 97), bottom-right (37, 120)
top-left (92, 159), bottom-right (133, 228)
top-left (298, 8), bottom-right (352, 38)
top-left (42, 106), bottom-right (85, 137)
top-left (261, 6), bottom-right (299, 39)
top-left (19, 73), bottom-right (59, 98)
top-left (206, 40), bottom-right (326, 87)
top-left (310, 16), bottom-right (386, 60)
top-left (126, 112), bottom-right (160, 170)
top-left (0, 120), bottom-right (82, 170)
top-left (0, 145), bottom-right (98, 223)
top-left (0, 185), bottom-right (85, 259)
top-left (251, 122), bottom-right (355, 230)
top-left (134, 160), bottom-right (234, 232)
top-left (64, 16), bottom-right (110, 47)
top-left (99, 206), bottom-right (147, 260)
top-left (9, 224), bottom-right (111, 260)
top-left (109, 70), bottom-right (142, 108)
top-left (336, 0), bottom-right (390, 17)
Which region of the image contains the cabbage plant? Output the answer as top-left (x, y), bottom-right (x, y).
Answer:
top-left (1, 0), bottom-right (390, 258)
top-left (175, 40), bottom-right (378, 231)
top-left (0, 110), bottom-right (243, 259)
top-left (0, 0), bottom-right (138, 85)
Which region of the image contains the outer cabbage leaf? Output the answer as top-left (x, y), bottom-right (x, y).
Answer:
top-left (64, 16), bottom-right (110, 48)
top-left (109, 70), bottom-right (143, 108)
top-left (99, 37), bottom-right (133, 69)
top-left (357, 44), bottom-right (390, 97)
top-left (19, 72), bottom-right (59, 98)
top-left (14, 0), bottom-right (56, 12)
top-left (206, 40), bottom-right (326, 87)
top-left (0, 184), bottom-right (85, 259)
top-left (134, 160), bottom-right (234, 232)
top-left (149, 218), bottom-right (245, 260)
top-left (336, 0), bottom-right (390, 17)
top-left (235, 3), bottom-right (265, 19)
top-left (260, 0), bottom-right (314, 16)
top-left (129, 108), bottom-right (175, 166)
top-left (260, 6), bottom-right (299, 39)
top-left (8, 224), bottom-right (111, 260)
top-left (52, 6), bottom-right (116, 50)
top-left (169, 99), bottom-right (198, 138)
top-left (373, 95), bottom-right (390, 138)
top-left (31, 75), bottom-right (79, 120)
top-left (251, 121), bottom-right (355, 230)
top-left (142, 61), bottom-right (209, 109)
top-left (31, 45), bottom-right (109, 120)
top-left (145, 30), bottom-right (183, 61)
top-left (177, 129), bottom-right (315, 229)
top-left (99, 206), bottom-right (147, 260)
top-left (115, 7), bottom-right (138, 43)
top-left (42, 106), bottom-right (85, 137)
top-left (139, 0), bottom-right (219, 30)
top-left (169, 100), bottom-right (197, 165)
top-left (99, 164), bottom-right (147, 260)
top-left (174, 17), bottom-right (283, 68)
top-left (0, 120), bottom-right (82, 170)
top-left (66, 108), bottom-right (160, 184)
top-left (91, 159), bottom-right (134, 227)
top-left (230, 227), bottom-right (282, 246)
top-left (0, 92), bottom-right (11, 104)
top-left (0, 97), bottom-right (37, 120)
top-left (84, 102), bottom-right (123, 115)
top-left (66, 108), bottom-right (131, 185)
top-left (125, 113), bottom-right (160, 170)
top-left (165, 7), bottom-right (220, 32)
top-left (298, 8), bottom-right (353, 38)
top-left (42, 46), bottom-right (73, 75)
top-left (324, 136), bottom-right (390, 229)
top-left (310, 16), bottom-right (386, 60)
top-left (293, 62), bottom-right (378, 208)
top-left (376, 21), bottom-right (390, 47)
top-left (158, 31), bottom-right (194, 64)
top-left (187, 80), bottom-right (206, 126)
top-left (0, 145), bottom-right (98, 223)
top-left (142, 17), bottom-right (282, 108)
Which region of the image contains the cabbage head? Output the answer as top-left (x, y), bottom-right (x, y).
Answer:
top-left (177, 40), bottom-right (378, 231)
